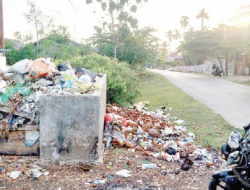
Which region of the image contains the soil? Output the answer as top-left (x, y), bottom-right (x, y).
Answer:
top-left (221, 75), bottom-right (250, 83)
top-left (0, 149), bottom-right (218, 190)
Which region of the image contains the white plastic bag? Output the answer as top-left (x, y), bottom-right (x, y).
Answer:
top-left (11, 59), bottom-right (33, 74)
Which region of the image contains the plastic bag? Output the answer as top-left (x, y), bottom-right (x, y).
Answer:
top-left (29, 58), bottom-right (53, 79)
top-left (11, 59), bottom-right (33, 74)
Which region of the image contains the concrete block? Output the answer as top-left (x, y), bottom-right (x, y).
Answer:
top-left (39, 75), bottom-right (106, 164)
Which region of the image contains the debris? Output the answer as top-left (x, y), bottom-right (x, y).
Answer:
top-left (115, 169), bottom-right (131, 177)
top-left (206, 161), bottom-right (215, 167)
top-left (57, 62), bottom-right (72, 71)
top-left (0, 58), bottom-right (102, 141)
top-left (166, 147), bottom-right (176, 155)
top-left (11, 59), bottom-right (33, 74)
top-left (7, 171), bottom-right (22, 179)
top-left (108, 175), bottom-right (114, 179)
top-left (44, 171), bottom-right (49, 176)
top-left (181, 163), bottom-right (190, 171)
top-left (93, 180), bottom-right (106, 184)
top-left (26, 168), bottom-right (42, 178)
top-left (29, 58), bottom-right (54, 79)
top-left (149, 128), bottom-right (159, 137)
top-left (25, 131), bottom-right (40, 147)
top-left (78, 163), bottom-right (91, 171)
top-left (104, 104), bottom-right (218, 174)
top-left (142, 163), bottom-right (157, 169)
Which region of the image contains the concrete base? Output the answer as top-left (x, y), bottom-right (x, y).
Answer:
top-left (0, 126), bottom-right (39, 155)
top-left (39, 75), bottom-right (106, 164)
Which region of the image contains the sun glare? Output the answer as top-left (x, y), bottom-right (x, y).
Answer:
top-left (234, 16), bottom-right (250, 26)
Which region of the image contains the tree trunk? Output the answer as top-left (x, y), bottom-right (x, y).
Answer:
top-left (34, 6), bottom-right (39, 47)
top-left (217, 56), bottom-right (225, 75)
top-left (234, 61), bottom-right (237, 75)
top-left (114, 34), bottom-right (118, 59)
top-left (225, 54), bottom-right (229, 76)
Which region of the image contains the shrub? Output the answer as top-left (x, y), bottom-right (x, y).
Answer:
top-left (68, 54), bottom-right (140, 107)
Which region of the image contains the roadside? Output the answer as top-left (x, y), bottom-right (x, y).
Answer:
top-left (221, 75), bottom-right (250, 86)
top-left (193, 72), bottom-right (250, 86)
top-left (135, 72), bottom-right (238, 149)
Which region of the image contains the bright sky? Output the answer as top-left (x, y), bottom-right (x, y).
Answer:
top-left (3, 0), bottom-right (250, 43)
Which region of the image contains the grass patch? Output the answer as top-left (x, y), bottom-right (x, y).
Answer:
top-left (135, 72), bottom-right (241, 149)
top-left (240, 82), bottom-right (250, 86)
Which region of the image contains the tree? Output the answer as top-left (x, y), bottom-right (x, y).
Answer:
top-left (90, 25), bottom-right (160, 68)
top-left (119, 27), bottom-right (160, 68)
top-left (13, 31), bottom-right (33, 43)
top-left (24, 0), bottom-right (55, 46)
top-left (180, 16), bottom-right (189, 31)
top-left (85, 0), bottom-right (148, 59)
top-left (196, 8), bottom-right (209, 30)
top-left (166, 30), bottom-right (181, 42)
top-left (24, 1), bottom-right (43, 46)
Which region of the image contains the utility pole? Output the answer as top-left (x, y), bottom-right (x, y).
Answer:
top-left (0, 0), bottom-right (4, 52)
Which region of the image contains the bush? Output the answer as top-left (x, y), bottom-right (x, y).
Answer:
top-left (68, 54), bottom-right (140, 107)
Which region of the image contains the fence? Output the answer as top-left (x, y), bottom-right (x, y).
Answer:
top-left (169, 60), bottom-right (249, 75)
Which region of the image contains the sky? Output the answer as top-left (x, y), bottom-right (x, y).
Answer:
top-left (2, 0), bottom-right (250, 44)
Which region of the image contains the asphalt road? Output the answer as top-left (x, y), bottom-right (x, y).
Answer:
top-left (151, 69), bottom-right (250, 129)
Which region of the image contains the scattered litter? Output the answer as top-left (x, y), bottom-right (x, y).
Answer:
top-left (93, 180), bottom-right (106, 184)
top-left (7, 171), bottom-right (22, 179)
top-left (44, 172), bottom-right (49, 176)
top-left (142, 163), bottom-right (157, 169)
top-left (115, 169), bottom-right (131, 177)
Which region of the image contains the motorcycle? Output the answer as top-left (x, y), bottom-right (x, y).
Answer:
top-left (209, 123), bottom-right (250, 190)
top-left (212, 64), bottom-right (223, 77)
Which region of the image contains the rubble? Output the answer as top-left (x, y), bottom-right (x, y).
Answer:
top-left (104, 104), bottom-right (221, 172)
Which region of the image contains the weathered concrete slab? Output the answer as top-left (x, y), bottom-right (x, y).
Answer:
top-left (40, 75), bottom-right (106, 163)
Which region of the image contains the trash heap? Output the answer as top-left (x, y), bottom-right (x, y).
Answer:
top-left (103, 103), bottom-right (221, 171)
top-left (0, 58), bottom-right (101, 140)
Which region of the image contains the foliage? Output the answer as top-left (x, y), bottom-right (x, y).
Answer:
top-left (68, 54), bottom-right (140, 106)
top-left (86, 0), bottom-right (148, 58)
top-left (196, 8), bottom-right (209, 30)
top-left (24, 0), bottom-right (56, 44)
top-left (90, 26), bottom-right (160, 67)
top-left (13, 31), bottom-right (33, 43)
top-left (166, 30), bottom-right (181, 42)
top-left (178, 23), bottom-right (250, 69)
top-left (5, 30), bottom-right (93, 65)
top-left (180, 16), bottom-right (189, 30)
top-left (5, 43), bottom-right (36, 65)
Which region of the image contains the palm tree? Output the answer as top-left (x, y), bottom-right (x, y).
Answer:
top-left (180, 16), bottom-right (189, 30)
top-left (196, 8), bottom-right (209, 30)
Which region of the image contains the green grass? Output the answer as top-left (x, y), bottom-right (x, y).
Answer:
top-left (135, 72), bottom-right (241, 149)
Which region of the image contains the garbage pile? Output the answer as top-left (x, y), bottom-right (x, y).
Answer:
top-left (0, 58), bottom-right (101, 136)
top-left (103, 103), bottom-right (221, 171)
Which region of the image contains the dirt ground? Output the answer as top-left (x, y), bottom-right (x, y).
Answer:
top-left (0, 148), bottom-right (219, 190)
top-left (221, 75), bottom-right (250, 83)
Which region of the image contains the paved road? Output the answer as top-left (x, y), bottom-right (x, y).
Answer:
top-left (151, 69), bottom-right (250, 129)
